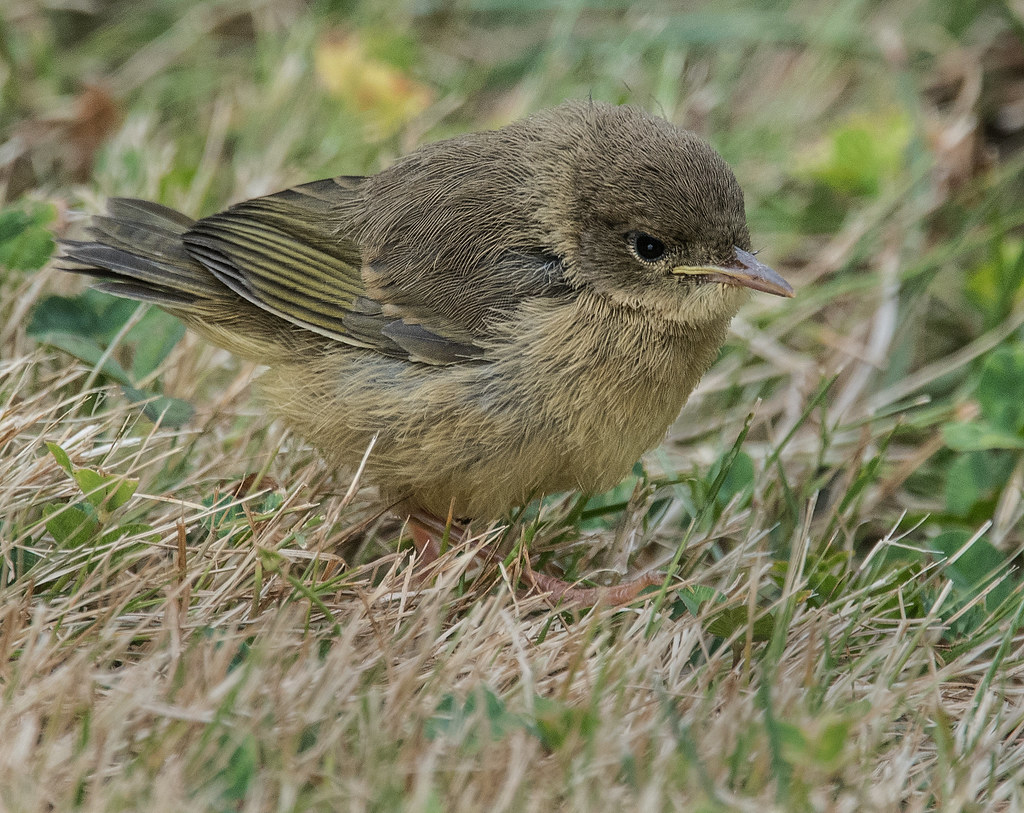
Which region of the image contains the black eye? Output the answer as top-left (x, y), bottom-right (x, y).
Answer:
top-left (630, 232), bottom-right (666, 262)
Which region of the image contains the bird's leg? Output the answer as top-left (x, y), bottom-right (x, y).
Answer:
top-left (520, 558), bottom-right (665, 607)
top-left (407, 521), bottom-right (442, 562)
top-left (406, 510), bottom-right (464, 564)
top-left (407, 511), bottom-right (665, 607)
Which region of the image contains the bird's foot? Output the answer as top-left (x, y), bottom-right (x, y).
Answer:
top-left (407, 511), bottom-right (475, 561)
top-left (406, 512), bottom-right (665, 607)
top-left (520, 558), bottom-right (664, 607)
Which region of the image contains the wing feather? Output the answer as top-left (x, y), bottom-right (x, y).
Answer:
top-left (182, 178), bottom-right (490, 363)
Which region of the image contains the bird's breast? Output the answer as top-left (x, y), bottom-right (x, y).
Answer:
top-left (488, 292), bottom-right (729, 493)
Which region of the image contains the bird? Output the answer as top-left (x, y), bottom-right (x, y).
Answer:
top-left (58, 100), bottom-right (793, 603)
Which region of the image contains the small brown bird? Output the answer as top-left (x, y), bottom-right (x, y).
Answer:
top-left (60, 101), bottom-right (792, 602)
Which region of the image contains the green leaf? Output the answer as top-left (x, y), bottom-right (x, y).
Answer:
top-left (142, 395), bottom-right (194, 427)
top-left (932, 530), bottom-right (1012, 613)
top-left (578, 474), bottom-right (641, 529)
top-left (714, 450), bottom-right (755, 509)
top-left (531, 696), bottom-right (598, 752)
top-left (43, 504), bottom-right (100, 547)
top-left (73, 467), bottom-right (138, 511)
top-left (977, 346), bottom-right (1024, 433)
top-left (425, 693), bottom-right (459, 740)
top-left (674, 584), bottom-right (724, 616)
top-left (38, 332), bottom-right (133, 386)
top-left (28, 296), bottom-right (104, 342)
top-left (32, 293), bottom-right (191, 425)
top-left (943, 450), bottom-right (1012, 517)
top-left (965, 237), bottom-right (1024, 328)
top-left (122, 386), bottom-right (194, 428)
top-left (777, 716), bottom-right (851, 767)
top-left (706, 606), bottom-right (775, 641)
top-left (944, 455), bottom-right (981, 517)
top-left (424, 687), bottom-right (520, 745)
top-left (942, 421), bottom-right (1024, 452)
top-left (201, 493), bottom-right (245, 532)
top-left (799, 111), bottom-right (912, 197)
top-left (817, 719), bottom-right (851, 763)
top-left (217, 734), bottom-right (259, 804)
top-left (46, 440), bottom-right (138, 512)
top-left (777, 720), bottom-right (807, 753)
top-left (45, 441), bottom-right (74, 475)
top-left (28, 291), bottom-right (141, 343)
top-left (0, 202), bottom-right (56, 272)
top-left (125, 310), bottom-right (185, 380)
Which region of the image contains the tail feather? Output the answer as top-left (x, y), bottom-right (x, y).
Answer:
top-left (58, 199), bottom-right (224, 309)
top-left (105, 198), bottom-right (196, 231)
top-left (56, 197), bottom-right (330, 361)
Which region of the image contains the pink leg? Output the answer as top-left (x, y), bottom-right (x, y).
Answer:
top-left (408, 519), bottom-right (443, 563)
top-left (521, 558), bottom-right (665, 606)
top-left (407, 512), bottom-right (666, 607)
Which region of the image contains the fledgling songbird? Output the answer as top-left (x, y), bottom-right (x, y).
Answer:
top-left (59, 101), bottom-right (792, 601)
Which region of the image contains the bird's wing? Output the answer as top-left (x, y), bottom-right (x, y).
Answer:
top-left (183, 177), bottom-right (487, 365)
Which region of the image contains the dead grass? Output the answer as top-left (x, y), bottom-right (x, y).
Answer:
top-left (3, 342), bottom-right (1023, 810)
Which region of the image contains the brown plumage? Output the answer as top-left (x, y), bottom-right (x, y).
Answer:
top-left (59, 101), bottom-right (792, 522)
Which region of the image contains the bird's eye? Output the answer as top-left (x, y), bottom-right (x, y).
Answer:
top-left (629, 232), bottom-right (666, 262)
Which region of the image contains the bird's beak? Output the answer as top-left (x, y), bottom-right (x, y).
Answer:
top-left (670, 247), bottom-right (794, 298)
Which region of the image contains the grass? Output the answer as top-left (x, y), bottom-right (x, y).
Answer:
top-left (3, 0), bottom-right (1024, 809)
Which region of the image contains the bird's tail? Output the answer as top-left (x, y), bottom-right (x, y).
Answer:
top-left (57, 199), bottom-right (309, 361)
top-left (58, 199), bottom-right (225, 309)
